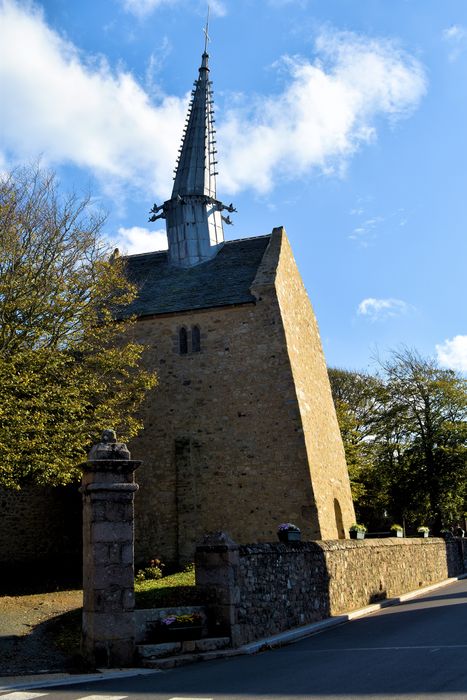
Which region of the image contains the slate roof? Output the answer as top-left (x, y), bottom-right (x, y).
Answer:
top-left (120, 235), bottom-right (271, 319)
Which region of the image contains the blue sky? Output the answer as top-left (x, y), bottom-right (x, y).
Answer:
top-left (1, 0), bottom-right (466, 372)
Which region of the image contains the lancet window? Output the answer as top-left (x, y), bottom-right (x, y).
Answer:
top-left (191, 325), bottom-right (201, 353)
top-left (179, 327), bottom-right (188, 355)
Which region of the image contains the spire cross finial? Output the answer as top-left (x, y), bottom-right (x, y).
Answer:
top-left (203, 4), bottom-right (210, 53)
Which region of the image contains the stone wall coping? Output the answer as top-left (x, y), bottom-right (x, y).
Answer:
top-left (236, 538), bottom-right (450, 556)
top-left (316, 537), bottom-right (448, 551)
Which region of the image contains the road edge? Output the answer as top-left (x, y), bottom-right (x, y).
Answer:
top-left (2, 572), bottom-right (466, 691)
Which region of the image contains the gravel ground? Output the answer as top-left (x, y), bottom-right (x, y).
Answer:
top-left (0, 590), bottom-right (83, 675)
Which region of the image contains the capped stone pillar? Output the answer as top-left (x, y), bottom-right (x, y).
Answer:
top-left (80, 430), bottom-right (141, 667)
top-left (195, 531), bottom-right (241, 646)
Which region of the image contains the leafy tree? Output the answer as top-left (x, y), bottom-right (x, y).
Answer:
top-left (0, 165), bottom-right (157, 489)
top-left (377, 349), bottom-right (467, 531)
top-left (328, 368), bottom-right (381, 504)
top-left (330, 350), bottom-right (467, 531)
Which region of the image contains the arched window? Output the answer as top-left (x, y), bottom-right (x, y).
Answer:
top-left (179, 327), bottom-right (188, 355)
top-left (191, 325), bottom-right (201, 353)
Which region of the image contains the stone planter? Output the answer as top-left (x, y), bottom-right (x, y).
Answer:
top-left (350, 531), bottom-right (365, 540)
top-left (148, 623), bottom-right (203, 643)
top-left (392, 530), bottom-right (403, 538)
top-left (419, 531), bottom-right (429, 538)
top-left (278, 530), bottom-right (301, 543)
top-left (167, 625), bottom-right (203, 641)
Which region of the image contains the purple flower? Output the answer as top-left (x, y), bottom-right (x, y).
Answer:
top-left (278, 522), bottom-right (300, 532)
top-left (162, 616), bottom-right (177, 626)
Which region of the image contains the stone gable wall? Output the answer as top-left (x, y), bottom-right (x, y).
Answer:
top-left (196, 537), bottom-right (465, 646)
top-left (269, 228), bottom-right (356, 538)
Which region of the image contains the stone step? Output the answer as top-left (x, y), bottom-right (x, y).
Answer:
top-left (138, 642), bottom-right (181, 659)
top-left (137, 636), bottom-right (231, 662)
top-left (140, 648), bottom-right (241, 670)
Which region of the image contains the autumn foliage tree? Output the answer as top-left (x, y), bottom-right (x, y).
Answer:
top-left (0, 165), bottom-right (156, 489)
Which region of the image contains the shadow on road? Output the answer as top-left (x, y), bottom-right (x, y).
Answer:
top-left (52, 585), bottom-right (467, 697)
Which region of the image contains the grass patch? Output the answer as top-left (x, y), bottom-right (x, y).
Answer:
top-left (135, 567), bottom-right (203, 608)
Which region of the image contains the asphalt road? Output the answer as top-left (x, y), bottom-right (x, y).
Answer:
top-left (4, 578), bottom-right (467, 700)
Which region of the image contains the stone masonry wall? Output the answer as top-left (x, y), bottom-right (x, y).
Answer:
top-left (322, 537), bottom-right (464, 614)
top-left (129, 290), bottom-right (319, 566)
top-left (0, 485), bottom-right (81, 582)
top-left (268, 228), bottom-right (356, 538)
top-left (197, 538), bottom-right (465, 646)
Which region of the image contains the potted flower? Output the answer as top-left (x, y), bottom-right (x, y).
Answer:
top-left (150, 612), bottom-right (203, 642)
top-left (417, 526), bottom-right (429, 538)
top-left (390, 524), bottom-right (404, 538)
top-left (277, 523), bottom-right (301, 543)
top-left (349, 524), bottom-right (367, 540)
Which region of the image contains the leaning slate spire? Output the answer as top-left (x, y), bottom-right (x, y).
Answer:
top-left (149, 11), bottom-right (236, 268)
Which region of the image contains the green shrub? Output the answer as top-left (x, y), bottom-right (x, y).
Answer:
top-left (135, 558), bottom-right (164, 583)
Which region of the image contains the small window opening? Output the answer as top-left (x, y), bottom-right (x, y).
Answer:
top-left (179, 327), bottom-right (188, 355)
top-left (192, 325), bottom-right (201, 353)
top-left (334, 498), bottom-right (345, 539)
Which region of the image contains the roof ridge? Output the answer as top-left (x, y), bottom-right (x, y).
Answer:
top-left (121, 249), bottom-right (167, 260)
top-left (123, 233), bottom-right (272, 260)
top-left (224, 233), bottom-right (271, 244)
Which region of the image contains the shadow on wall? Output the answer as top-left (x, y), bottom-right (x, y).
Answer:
top-left (195, 533), bottom-right (466, 648)
top-left (0, 484), bottom-right (82, 594)
top-left (195, 533), bottom-right (331, 646)
top-left (446, 536), bottom-right (467, 578)
top-left (333, 498), bottom-right (345, 539)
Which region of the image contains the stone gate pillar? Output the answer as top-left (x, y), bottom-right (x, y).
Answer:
top-left (195, 532), bottom-right (241, 646)
top-left (80, 430), bottom-right (141, 667)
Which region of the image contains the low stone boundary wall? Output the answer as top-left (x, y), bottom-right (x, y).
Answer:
top-left (195, 534), bottom-right (465, 647)
top-left (323, 537), bottom-right (463, 615)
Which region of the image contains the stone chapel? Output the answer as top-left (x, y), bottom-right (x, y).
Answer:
top-left (121, 44), bottom-right (356, 565)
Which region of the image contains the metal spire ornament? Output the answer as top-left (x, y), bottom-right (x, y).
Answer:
top-left (203, 4), bottom-right (210, 53)
top-left (149, 7), bottom-right (236, 268)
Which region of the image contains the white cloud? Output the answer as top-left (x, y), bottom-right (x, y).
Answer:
top-left (357, 297), bottom-right (410, 321)
top-left (443, 25), bottom-right (467, 40)
top-left (121, 0), bottom-right (226, 18)
top-left (219, 30), bottom-right (427, 193)
top-left (436, 335), bottom-right (467, 373)
top-left (145, 37), bottom-right (172, 93)
top-left (0, 0), bottom-right (186, 200)
top-left (349, 216), bottom-right (384, 246)
top-left (442, 25), bottom-right (467, 62)
top-left (121, 0), bottom-right (176, 18)
top-left (115, 226), bottom-right (168, 254)
top-left (209, 0), bottom-right (227, 17)
top-left (0, 2), bottom-right (427, 202)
